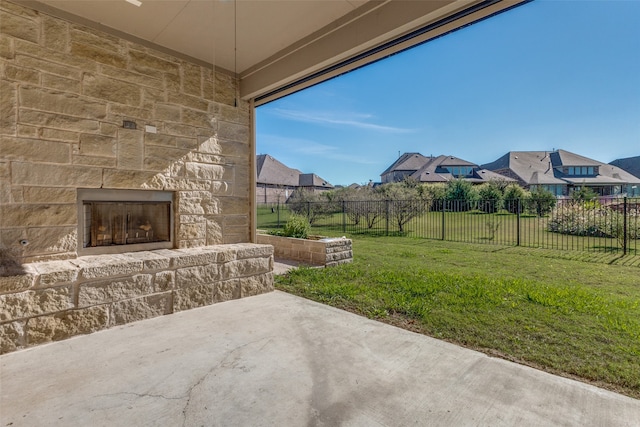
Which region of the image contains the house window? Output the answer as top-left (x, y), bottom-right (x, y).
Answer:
top-left (566, 166), bottom-right (596, 176)
top-left (447, 166), bottom-right (472, 176)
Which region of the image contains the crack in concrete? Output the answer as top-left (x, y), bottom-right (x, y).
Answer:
top-left (180, 336), bottom-right (274, 427)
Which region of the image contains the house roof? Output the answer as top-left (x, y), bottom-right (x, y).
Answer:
top-left (610, 156), bottom-right (640, 179)
top-left (256, 155), bottom-right (301, 187)
top-left (482, 150), bottom-right (640, 186)
top-left (299, 173), bottom-right (334, 189)
top-left (381, 153), bottom-right (431, 176)
top-left (410, 155), bottom-right (514, 184)
top-left (256, 155), bottom-right (333, 188)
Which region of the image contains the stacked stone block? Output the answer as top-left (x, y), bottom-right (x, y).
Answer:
top-left (0, 0), bottom-right (251, 262)
top-left (256, 234), bottom-right (353, 267)
top-left (0, 244), bottom-right (274, 354)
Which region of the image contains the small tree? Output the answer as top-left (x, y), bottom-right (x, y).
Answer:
top-left (379, 181), bottom-right (427, 233)
top-left (503, 184), bottom-right (528, 214)
top-left (445, 179), bottom-right (478, 211)
top-left (287, 188), bottom-right (332, 224)
top-left (526, 187), bottom-right (556, 217)
top-left (477, 182), bottom-right (504, 213)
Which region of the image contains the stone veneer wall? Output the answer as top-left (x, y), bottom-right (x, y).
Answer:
top-left (256, 234), bottom-right (352, 267)
top-left (0, 244), bottom-right (274, 354)
top-left (0, 0), bottom-right (251, 263)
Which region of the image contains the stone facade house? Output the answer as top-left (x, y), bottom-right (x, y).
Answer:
top-left (256, 154), bottom-right (332, 204)
top-left (610, 156), bottom-right (640, 191)
top-left (381, 152), bottom-right (513, 185)
top-left (482, 150), bottom-right (640, 197)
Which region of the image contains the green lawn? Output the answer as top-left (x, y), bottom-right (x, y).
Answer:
top-left (275, 236), bottom-right (640, 398)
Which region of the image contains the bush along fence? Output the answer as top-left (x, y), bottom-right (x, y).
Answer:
top-left (257, 197), bottom-right (640, 255)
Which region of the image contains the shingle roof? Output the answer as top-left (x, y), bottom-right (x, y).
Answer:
top-left (482, 150), bottom-right (640, 186)
top-left (256, 154), bottom-right (302, 186)
top-left (610, 156), bottom-right (640, 180)
top-left (256, 155), bottom-right (333, 188)
top-left (381, 152), bottom-right (430, 176)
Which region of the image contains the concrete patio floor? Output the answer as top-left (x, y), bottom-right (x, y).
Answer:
top-left (1, 291), bottom-right (638, 427)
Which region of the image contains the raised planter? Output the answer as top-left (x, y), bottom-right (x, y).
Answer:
top-left (256, 234), bottom-right (352, 267)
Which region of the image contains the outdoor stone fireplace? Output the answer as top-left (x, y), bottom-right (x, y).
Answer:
top-left (78, 189), bottom-right (174, 254)
top-left (0, 0), bottom-right (273, 354)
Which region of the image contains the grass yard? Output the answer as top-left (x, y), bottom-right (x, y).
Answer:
top-left (275, 236), bottom-right (640, 398)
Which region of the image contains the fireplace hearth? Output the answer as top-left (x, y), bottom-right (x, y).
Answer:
top-left (78, 189), bottom-right (174, 254)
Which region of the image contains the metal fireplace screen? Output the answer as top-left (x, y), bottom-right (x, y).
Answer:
top-left (83, 201), bottom-right (171, 248)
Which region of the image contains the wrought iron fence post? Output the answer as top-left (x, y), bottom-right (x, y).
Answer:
top-left (623, 197), bottom-right (628, 255)
top-left (342, 200), bottom-right (346, 234)
top-left (441, 199), bottom-right (446, 241)
top-left (277, 202), bottom-right (281, 228)
top-left (517, 199), bottom-right (521, 246)
top-left (385, 199), bottom-right (390, 237)
top-left (307, 201), bottom-right (310, 220)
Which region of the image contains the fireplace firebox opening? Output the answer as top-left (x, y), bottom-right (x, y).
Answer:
top-left (77, 189), bottom-right (174, 255)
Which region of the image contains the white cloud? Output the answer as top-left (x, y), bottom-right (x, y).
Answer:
top-left (271, 108), bottom-right (415, 133)
top-left (259, 134), bottom-right (377, 165)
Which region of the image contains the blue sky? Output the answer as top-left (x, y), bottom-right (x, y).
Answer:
top-left (256, 0), bottom-right (640, 186)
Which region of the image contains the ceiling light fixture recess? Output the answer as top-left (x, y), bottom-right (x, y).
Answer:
top-left (126, 0), bottom-right (142, 7)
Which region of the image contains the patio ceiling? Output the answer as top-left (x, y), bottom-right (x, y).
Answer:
top-left (18, 0), bottom-right (527, 104)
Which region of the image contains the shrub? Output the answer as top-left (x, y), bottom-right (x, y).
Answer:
top-left (526, 187), bottom-right (556, 216)
top-left (282, 214), bottom-right (311, 239)
top-left (503, 185), bottom-right (528, 214)
top-left (445, 179), bottom-right (478, 211)
top-left (477, 182), bottom-right (504, 213)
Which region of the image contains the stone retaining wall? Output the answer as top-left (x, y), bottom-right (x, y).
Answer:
top-left (0, 243), bottom-right (273, 354)
top-left (256, 234), bottom-right (352, 267)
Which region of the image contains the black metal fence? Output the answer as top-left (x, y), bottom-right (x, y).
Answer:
top-left (258, 197), bottom-right (640, 255)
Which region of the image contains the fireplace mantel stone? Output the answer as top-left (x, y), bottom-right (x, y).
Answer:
top-left (0, 244), bottom-right (273, 354)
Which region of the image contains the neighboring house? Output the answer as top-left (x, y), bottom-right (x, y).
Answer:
top-left (256, 155), bottom-right (333, 204)
top-left (482, 150), bottom-right (640, 197)
top-left (610, 156), bottom-right (640, 180)
top-left (381, 153), bottom-right (514, 185)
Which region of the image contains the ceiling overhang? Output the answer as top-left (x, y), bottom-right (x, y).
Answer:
top-left (15, 0), bottom-right (528, 105)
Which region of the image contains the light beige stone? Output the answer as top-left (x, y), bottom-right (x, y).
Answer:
top-left (220, 257), bottom-right (271, 280)
top-left (169, 92), bottom-right (209, 112)
top-left (16, 124), bottom-right (37, 138)
top-left (12, 162), bottom-right (103, 187)
top-left (206, 217), bottom-right (223, 245)
top-left (0, 271), bottom-right (35, 294)
top-left (20, 86), bottom-right (107, 119)
top-left (177, 239), bottom-right (206, 248)
top-left (24, 187), bottom-right (77, 203)
top-left (14, 38), bottom-right (97, 72)
top-left (73, 255), bottom-right (143, 280)
top-left (235, 243), bottom-right (273, 260)
top-left (184, 162), bottom-right (227, 181)
top-left (26, 305), bottom-right (109, 345)
top-left (40, 128), bottom-right (79, 143)
top-left (120, 251), bottom-right (170, 271)
top-left (164, 122), bottom-right (197, 138)
top-left (34, 260), bottom-right (79, 287)
top-left (178, 191), bottom-right (220, 215)
top-left (178, 222), bottom-right (206, 240)
top-left (0, 79), bottom-right (16, 134)
top-left (220, 197), bottom-right (249, 215)
top-left (182, 108), bottom-right (213, 128)
top-left (0, 321), bottom-right (25, 354)
top-left (72, 155), bottom-right (116, 168)
top-left (0, 137), bottom-right (70, 163)
top-left (0, 34), bottom-right (13, 59)
top-left (3, 63), bottom-right (39, 83)
top-left (19, 110), bottom-right (100, 133)
top-left (41, 73), bottom-right (81, 92)
top-left (213, 279), bottom-right (240, 302)
top-left (78, 274), bottom-right (153, 307)
top-left (169, 247), bottom-right (220, 268)
top-left (112, 293), bottom-right (171, 325)
top-left (83, 73), bottom-right (140, 105)
top-left (15, 54), bottom-right (82, 80)
top-left (240, 272), bottom-right (274, 297)
top-left (155, 270), bottom-right (174, 291)
top-left (0, 9), bottom-right (39, 43)
top-left (42, 14), bottom-right (68, 51)
top-left (70, 42), bottom-right (126, 68)
top-left (129, 50), bottom-right (179, 75)
top-left (162, 178), bottom-right (211, 191)
top-left (197, 135), bottom-right (222, 154)
top-left (0, 286), bottom-right (73, 321)
top-left (70, 28), bottom-right (122, 53)
top-left (79, 133), bottom-right (115, 157)
top-left (102, 169), bottom-right (167, 189)
top-left (1, 227), bottom-right (77, 260)
top-left (144, 132), bottom-right (175, 147)
top-left (107, 103), bottom-right (154, 122)
top-left (182, 62), bottom-right (202, 96)
top-left (0, 204), bottom-right (76, 227)
top-left (144, 146), bottom-right (189, 172)
top-left (175, 264), bottom-right (219, 288)
top-left (173, 283), bottom-right (212, 311)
